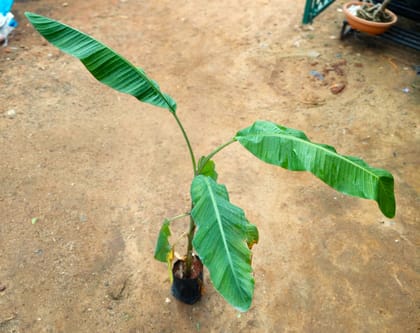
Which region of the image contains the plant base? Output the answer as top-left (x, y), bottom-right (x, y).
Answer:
top-left (171, 256), bottom-right (203, 305)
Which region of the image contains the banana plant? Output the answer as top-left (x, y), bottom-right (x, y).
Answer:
top-left (25, 12), bottom-right (396, 312)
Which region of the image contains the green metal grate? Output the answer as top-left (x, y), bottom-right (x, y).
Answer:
top-left (302, 0), bottom-right (336, 24)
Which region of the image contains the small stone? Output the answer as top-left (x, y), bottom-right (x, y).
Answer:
top-left (5, 109), bottom-right (16, 119)
top-left (79, 214), bottom-right (88, 222)
top-left (301, 25), bottom-right (315, 32)
top-left (292, 39), bottom-right (301, 48)
top-left (309, 70), bottom-right (324, 80)
top-left (165, 297), bottom-right (171, 304)
top-left (330, 82), bottom-right (346, 94)
top-left (307, 50), bottom-right (320, 58)
top-left (0, 283), bottom-right (6, 292)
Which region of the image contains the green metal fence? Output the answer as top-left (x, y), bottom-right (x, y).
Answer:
top-left (302, 0), bottom-right (336, 24)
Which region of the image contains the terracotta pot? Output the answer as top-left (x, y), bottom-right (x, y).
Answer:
top-left (171, 256), bottom-right (203, 305)
top-left (343, 1), bottom-right (398, 35)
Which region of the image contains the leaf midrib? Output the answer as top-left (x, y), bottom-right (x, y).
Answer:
top-left (204, 177), bottom-right (243, 295)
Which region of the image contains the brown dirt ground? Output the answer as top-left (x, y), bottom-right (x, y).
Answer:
top-left (1, 0), bottom-right (419, 332)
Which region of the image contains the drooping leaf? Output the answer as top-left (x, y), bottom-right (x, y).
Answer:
top-left (25, 12), bottom-right (177, 113)
top-left (154, 219), bottom-right (172, 263)
top-left (235, 120), bottom-right (395, 218)
top-left (245, 221), bottom-right (258, 249)
top-left (191, 175), bottom-right (258, 312)
top-left (197, 156), bottom-right (218, 181)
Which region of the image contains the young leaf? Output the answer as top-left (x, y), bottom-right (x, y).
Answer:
top-left (191, 175), bottom-right (258, 312)
top-left (197, 156), bottom-right (218, 181)
top-left (25, 12), bottom-right (177, 113)
top-left (154, 219), bottom-right (172, 263)
top-left (235, 120), bottom-right (396, 218)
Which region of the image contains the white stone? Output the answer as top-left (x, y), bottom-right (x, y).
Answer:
top-left (5, 109), bottom-right (16, 118)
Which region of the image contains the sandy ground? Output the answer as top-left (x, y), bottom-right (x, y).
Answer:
top-left (1, 0), bottom-right (419, 332)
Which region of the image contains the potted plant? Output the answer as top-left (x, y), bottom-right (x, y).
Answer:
top-left (25, 12), bottom-right (396, 312)
top-left (343, 0), bottom-right (398, 35)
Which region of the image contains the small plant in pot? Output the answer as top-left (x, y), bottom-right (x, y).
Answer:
top-left (343, 0), bottom-right (398, 35)
top-left (26, 12), bottom-right (396, 312)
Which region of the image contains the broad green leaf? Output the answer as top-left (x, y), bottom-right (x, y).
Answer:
top-left (154, 219), bottom-right (172, 263)
top-left (197, 156), bottom-right (218, 181)
top-left (235, 120), bottom-right (395, 218)
top-left (25, 12), bottom-right (177, 113)
top-left (191, 175), bottom-right (258, 311)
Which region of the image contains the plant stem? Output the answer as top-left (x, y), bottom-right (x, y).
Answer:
top-left (184, 138), bottom-right (237, 276)
top-left (167, 212), bottom-right (190, 223)
top-left (170, 117), bottom-right (237, 276)
top-left (197, 138), bottom-right (237, 174)
top-left (380, 0), bottom-right (392, 11)
top-left (373, 0), bottom-right (391, 19)
top-left (169, 112), bottom-right (198, 276)
top-left (171, 112), bottom-right (197, 175)
top-left (185, 213), bottom-right (196, 277)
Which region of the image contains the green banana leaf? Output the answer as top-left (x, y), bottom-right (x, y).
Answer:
top-left (154, 219), bottom-right (175, 283)
top-left (154, 219), bottom-right (172, 263)
top-left (191, 175), bottom-right (258, 311)
top-left (25, 12), bottom-right (177, 113)
top-left (235, 121), bottom-right (395, 218)
top-left (197, 157), bottom-right (218, 181)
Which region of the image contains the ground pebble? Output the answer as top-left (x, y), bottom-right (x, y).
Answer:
top-left (5, 109), bottom-right (16, 119)
top-left (79, 214), bottom-right (88, 222)
top-left (330, 83), bottom-right (346, 94)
